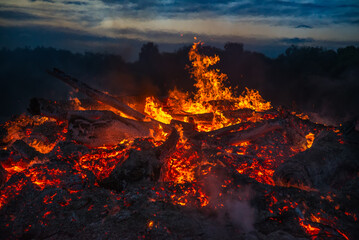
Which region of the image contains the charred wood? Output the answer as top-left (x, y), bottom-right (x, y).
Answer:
top-left (28, 98), bottom-right (78, 120)
top-left (228, 120), bottom-right (283, 145)
top-left (100, 149), bottom-right (158, 191)
top-left (170, 108), bottom-right (276, 123)
top-left (0, 163), bottom-right (6, 189)
top-left (100, 128), bottom-right (179, 191)
top-left (47, 141), bottom-right (90, 162)
top-left (0, 126), bottom-right (7, 148)
top-left (47, 68), bottom-right (146, 121)
top-left (156, 127), bottom-right (179, 163)
top-left (0, 149), bottom-right (10, 163)
top-left (9, 140), bottom-right (43, 161)
top-left (170, 119), bottom-right (196, 137)
top-left (192, 119), bottom-right (284, 146)
top-left (67, 110), bottom-right (153, 147)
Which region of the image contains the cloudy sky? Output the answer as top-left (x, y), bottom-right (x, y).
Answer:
top-left (0, 0), bottom-right (358, 59)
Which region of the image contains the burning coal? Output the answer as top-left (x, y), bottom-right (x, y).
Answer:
top-left (0, 42), bottom-right (358, 240)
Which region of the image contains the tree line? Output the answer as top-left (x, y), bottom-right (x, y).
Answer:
top-left (0, 43), bottom-right (358, 123)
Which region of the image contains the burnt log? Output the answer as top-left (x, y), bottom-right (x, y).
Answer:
top-left (0, 163), bottom-right (6, 189)
top-left (191, 120), bottom-right (284, 147)
top-left (28, 98), bottom-right (104, 120)
top-left (28, 98), bottom-right (79, 120)
top-left (9, 140), bottom-right (43, 161)
top-left (228, 120), bottom-right (283, 145)
top-left (156, 127), bottom-right (179, 163)
top-left (100, 128), bottom-right (179, 191)
top-left (67, 110), bottom-right (154, 147)
top-left (170, 108), bottom-right (278, 124)
top-left (47, 68), bottom-right (146, 121)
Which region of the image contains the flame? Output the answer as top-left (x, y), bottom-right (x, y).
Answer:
top-left (149, 124), bottom-right (169, 143)
top-left (144, 96), bottom-right (172, 124)
top-left (142, 41), bottom-right (273, 132)
top-left (69, 97), bottom-right (86, 110)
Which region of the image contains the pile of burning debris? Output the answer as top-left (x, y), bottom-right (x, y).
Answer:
top-left (0, 42), bottom-right (358, 240)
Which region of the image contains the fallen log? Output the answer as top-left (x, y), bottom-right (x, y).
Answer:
top-left (191, 119), bottom-right (284, 146)
top-left (47, 68), bottom-right (146, 121)
top-left (169, 108), bottom-right (278, 124)
top-left (170, 108), bottom-right (252, 123)
top-left (28, 98), bottom-right (104, 120)
top-left (28, 98), bottom-right (79, 120)
top-left (9, 140), bottom-right (44, 161)
top-left (229, 120), bottom-right (283, 145)
top-left (67, 110), bottom-right (154, 147)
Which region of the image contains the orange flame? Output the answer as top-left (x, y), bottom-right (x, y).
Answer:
top-left (151, 41), bottom-right (273, 132)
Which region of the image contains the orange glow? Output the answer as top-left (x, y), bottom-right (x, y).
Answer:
top-left (28, 139), bottom-right (58, 154)
top-left (305, 133), bottom-right (315, 149)
top-left (149, 124), bottom-right (169, 143)
top-left (75, 143), bottom-right (131, 180)
top-left (299, 220), bottom-right (321, 236)
top-left (147, 220), bottom-right (154, 229)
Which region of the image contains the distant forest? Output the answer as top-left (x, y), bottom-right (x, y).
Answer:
top-left (0, 43), bottom-right (358, 124)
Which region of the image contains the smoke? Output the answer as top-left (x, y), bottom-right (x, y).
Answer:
top-left (203, 174), bottom-right (255, 233)
top-left (224, 190), bottom-right (255, 232)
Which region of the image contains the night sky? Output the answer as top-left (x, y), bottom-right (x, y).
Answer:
top-left (0, 0), bottom-right (358, 59)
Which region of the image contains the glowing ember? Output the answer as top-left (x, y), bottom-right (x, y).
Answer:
top-left (299, 220), bottom-right (321, 236)
top-left (305, 133), bottom-right (315, 149)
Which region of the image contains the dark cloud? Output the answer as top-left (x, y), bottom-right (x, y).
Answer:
top-left (98, 0), bottom-right (359, 26)
top-left (295, 25), bottom-right (313, 29)
top-left (29, 0), bottom-right (54, 2)
top-left (63, 1), bottom-right (89, 5)
top-left (0, 10), bottom-right (43, 20)
top-left (1, 24), bottom-right (357, 61)
top-left (280, 38), bottom-right (314, 44)
top-left (0, 25), bottom-right (145, 61)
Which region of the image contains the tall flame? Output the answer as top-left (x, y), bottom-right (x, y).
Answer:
top-left (145, 41), bottom-right (272, 132)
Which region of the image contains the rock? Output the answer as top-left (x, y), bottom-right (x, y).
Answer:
top-left (273, 131), bottom-right (359, 191)
top-left (266, 230), bottom-right (308, 240)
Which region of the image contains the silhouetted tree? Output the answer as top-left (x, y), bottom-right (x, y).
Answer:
top-left (139, 42), bottom-right (160, 64)
top-left (224, 42), bottom-right (244, 56)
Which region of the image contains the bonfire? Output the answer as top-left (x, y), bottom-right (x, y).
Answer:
top-left (0, 42), bottom-right (358, 240)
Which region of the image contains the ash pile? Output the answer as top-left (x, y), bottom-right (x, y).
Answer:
top-left (0, 43), bottom-right (358, 240)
